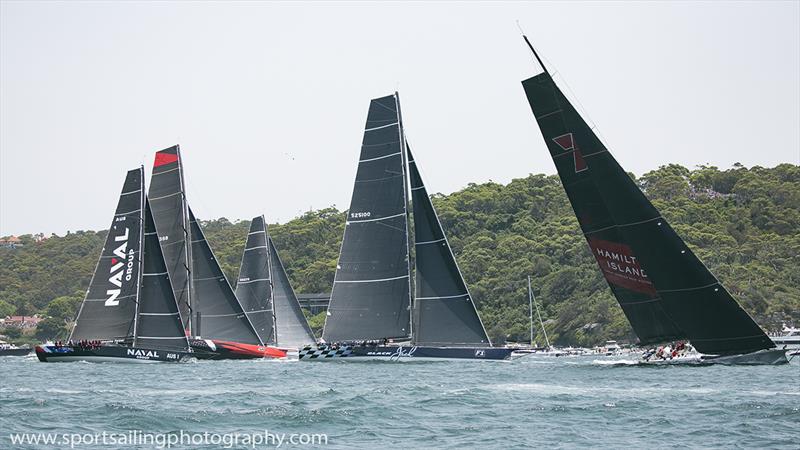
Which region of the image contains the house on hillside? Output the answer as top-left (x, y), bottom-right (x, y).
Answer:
top-left (0, 315), bottom-right (42, 329)
top-left (0, 236), bottom-right (23, 248)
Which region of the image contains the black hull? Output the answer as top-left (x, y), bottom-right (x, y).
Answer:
top-left (299, 344), bottom-right (513, 361)
top-left (0, 348), bottom-right (31, 356)
top-left (35, 344), bottom-right (192, 363)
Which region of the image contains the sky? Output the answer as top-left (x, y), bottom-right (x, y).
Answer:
top-left (1, 1), bottom-right (798, 236)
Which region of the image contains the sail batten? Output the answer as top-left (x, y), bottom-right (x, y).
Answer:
top-left (522, 55), bottom-right (774, 354)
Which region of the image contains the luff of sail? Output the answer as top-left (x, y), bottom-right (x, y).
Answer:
top-left (408, 148), bottom-right (491, 346)
top-left (521, 44), bottom-right (774, 355)
top-left (148, 145), bottom-right (193, 334)
top-left (70, 168), bottom-right (144, 341)
top-left (189, 208), bottom-right (262, 345)
top-left (270, 236), bottom-right (316, 348)
top-left (322, 94), bottom-right (412, 342)
top-left (234, 216), bottom-right (276, 344)
top-left (134, 197), bottom-right (190, 351)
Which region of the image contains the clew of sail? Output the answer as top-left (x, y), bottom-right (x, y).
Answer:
top-left (521, 42), bottom-right (774, 355)
top-left (322, 94), bottom-right (412, 342)
top-left (408, 148), bottom-right (491, 347)
top-left (70, 168), bottom-right (144, 342)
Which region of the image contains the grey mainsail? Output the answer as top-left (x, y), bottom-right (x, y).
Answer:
top-left (322, 94), bottom-right (412, 342)
top-left (408, 149), bottom-right (491, 346)
top-left (134, 198), bottom-right (190, 351)
top-left (70, 168), bottom-right (144, 341)
top-left (234, 216), bottom-right (275, 344)
top-left (270, 237), bottom-right (316, 347)
top-left (189, 209), bottom-right (262, 345)
top-left (148, 145), bottom-right (193, 335)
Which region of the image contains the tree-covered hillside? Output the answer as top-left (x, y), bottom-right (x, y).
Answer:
top-left (1, 163), bottom-right (798, 346)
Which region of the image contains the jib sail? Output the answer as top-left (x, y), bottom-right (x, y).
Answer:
top-left (270, 236), bottom-right (316, 348)
top-left (134, 197), bottom-right (190, 351)
top-left (189, 209), bottom-right (262, 345)
top-left (408, 148), bottom-right (490, 347)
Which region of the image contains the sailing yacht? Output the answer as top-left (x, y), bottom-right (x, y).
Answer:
top-left (234, 216), bottom-right (316, 355)
top-left (148, 146), bottom-right (285, 360)
top-left (300, 93), bottom-right (513, 361)
top-left (36, 168), bottom-right (193, 362)
top-left (519, 37), bottom-right (787, 365)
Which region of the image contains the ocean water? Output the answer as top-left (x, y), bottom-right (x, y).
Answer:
top-left (1, 354), bottom-right (798, 449)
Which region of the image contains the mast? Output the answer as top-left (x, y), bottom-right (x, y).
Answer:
top-left (131, 166), bottom-right (146, 343)
top-left (395, 91), bottom-right (414, 339)
top-left (267, 225), bottom-right (278, 344)
top-left (527, 276), bottom-right (534, 346)
top-left (529, 276), bottom-right (549, 348)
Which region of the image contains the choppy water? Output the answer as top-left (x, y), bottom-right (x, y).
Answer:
top-left (2, 354), bottom-right (799, 449)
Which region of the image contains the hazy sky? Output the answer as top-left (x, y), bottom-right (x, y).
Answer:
top-left (1, 1), bottom-right (798, 236)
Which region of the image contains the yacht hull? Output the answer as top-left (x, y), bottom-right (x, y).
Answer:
top-left (189, 339), bottom-right (287, 360)
top-left (643, 348), bottom-right (788, 366)
top-left (35, 344), bottom-right (192, 363)
top-left (299, 344), bottom-right (513, 361)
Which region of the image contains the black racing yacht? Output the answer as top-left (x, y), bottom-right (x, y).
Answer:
top-left (36, 168), bottom-right (193, 363)
top-left (300, 93), bottom-right (513, 361)
top-left (234, 216), bottom-right (317, 354)
top-left (148, 147), bottom-right (286, 359)
top-left (519, 37), bottom-right (786, 365)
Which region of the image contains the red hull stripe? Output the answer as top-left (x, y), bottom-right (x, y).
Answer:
top-left (154, 152), bottom-right (179, 168)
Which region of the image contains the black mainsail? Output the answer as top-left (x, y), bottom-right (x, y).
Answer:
top-left (148, 145), bottom-right (193, 335)
top-left (234, 216), bottom-right (275, 344)
top-left (270, 236), bottom-right (317, 348)
top-left (408, 149), bottom-right (491, 346)
top-left (189, 209), bottom-right (262, 345)
top-left (521, 40), bottom-right (775, 355)
top-left (322, 94), bottom-right (412, 342)
top-left (70, 168), bottom-right (143, 341)
top-left (135, 199), bottom-right (190, 351)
